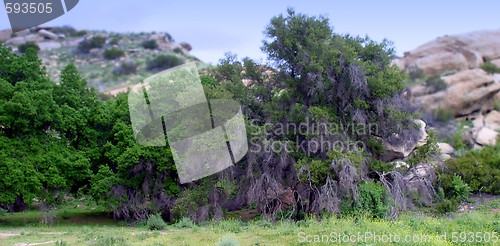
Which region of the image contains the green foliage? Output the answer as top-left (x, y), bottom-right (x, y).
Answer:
top-left (173, 47), bottom-right (183, 54)
top-left (406, 130), bottom-right (440, 166)
top-left (451, 175), bottom-right (471, 202)
top-left (146, 54), bottom-right (184, 71)
top-left (18, 41), bottom-right (40, 53)
top-left (425, 75), bottom-right (447, 92)
top-left (407, 66), bottom-right (424, 81)
top-left (481, 61), bottom-right (500, 74)
top-left (173, 217), bottom-right (196, 229)
top-left (78, 36), bottom-right (106, 53)
top-left (76, 30), bottom-right (88, 37)
top-left (113, 60), bottom-right (137, 75)
top-left (103, 48), bottom-right (125, 60)
top-left (431, 107), bottom-right (454, 123)
top-left (147, 213), bottom-right (167, 231)
top-left (216, 235), bottom-right (240, 246)
top-left (438, 144), bottom-right (500, 194)
top-left (341, 181), bottom-right (391, 219)
top-left (51, 25), bottom-right (77, 37)
top-left (171, 186), bottom-right (209, 219)
top-left (109, 37), bottom-right (120, 45)
top-left (141, 39), bottom-right (158, 50)
top-left (368, 159), bottom-right (395, 173)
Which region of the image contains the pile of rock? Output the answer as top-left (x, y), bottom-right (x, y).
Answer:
top-left (1, 26), bottom-right (64, 51)
top-left (395, 29), bottom-right (500, 77)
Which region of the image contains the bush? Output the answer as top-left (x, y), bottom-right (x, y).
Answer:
top-left (407, 66), bottom-right (424, 81)
top-left (114, 60), bottom-right (137, 75)
top-left (431, 107), bottom-right (454, 123)
top-left (109, 37), bottom-right (120, 45)
top-left (146, 54), bottom-right (185, 71)
top-left (51, 25), bottom-right (77, 37)
top-left (341, 181), bottom-right (392, 219)
top-left (425, 75), bottom-right (447, 93)
top-left (76, 30), bottom-right (87, 37)
top-left (103, 48), bottom-right (125, 60)
top-left (173, 217), bottom-right (196, 229)
top-left (481, 61), bottom-right (500, 74)
top-left (18, 42), bottom-right (40, 53)
top-left (142, 40), bottom-right (158, 50)
top-left (216, 235), bottom-right (240, 246)
top-left (173, 47), bottom-right (183, 54)
top-left (78, 35), bottom-right (106, 53)
top-left (438, 145), bottom-right (500, 195)
top-left (146, 213), bottom-right (166, 231)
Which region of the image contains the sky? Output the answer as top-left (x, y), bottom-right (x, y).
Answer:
top-left (1, 0), bottom-right (499, 65)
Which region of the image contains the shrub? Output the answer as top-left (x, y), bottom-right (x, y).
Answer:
top-left (431, 107), bottom-right (454, 123)
top-left (173, 217), bottom-right (196, 229)
top-left (77, 35), bottom-right (106, 53)
top-left (368, 159), bottom-right (395, 173)
top-left (407, 66), bottom-right (424, 81)
top-left (142, 40), bottom-right (158, 50)
top-left (114, 61), bottom-right (137, 75)
top-left (109, 37), bottom-right (120, 45)
top-left (51, 25), bottom-right (77, 37)
top-left (406, 130), bottom-right (439, 166)
top-left (216, 235), bottom-right (240, 246)
top-left (76, 30), bottom-right (87, 37)
top-left (425, 75), bottom-right (447, 93)
top-left (0, 208), bottom-right (7, 216)
top-left (341, 181), bottom-right (392, 219)
top-left (146, 54), bottom-right (185, 71)
top-left (103, 48), bottom-right (125, 60)
top-left (173, 47), bottom-right (183, 54)
top-left (481, 61), bottom-right (500, 74)
top-left (18, 42), bottom-right (40, 53)
top-left (438, 145), bottom-right (500, 195)
top-left (146, 213), bottom-right (166, 231)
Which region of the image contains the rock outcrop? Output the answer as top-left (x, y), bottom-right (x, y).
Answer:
top-left (381, 119), bottom-right (428, 162)
top-left (412, 69), bottom-right (500, 116)
top-left (396, 29), bottom-right (500, 76)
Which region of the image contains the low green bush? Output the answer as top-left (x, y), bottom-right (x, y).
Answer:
top-left (146, 54), bottom-right (184, 71)
top-left (431, 107), bottom-right (454, 123)
top-left (438, 144), bottom-right (500, 195)
top-left (146, 213), bottom-right (166, 231)
top-left (173, 47), bottom-right (183, 54)
top-left (341, 181), bottom-right (392, 219)
top-left (78, 35), bottom-right (106, 53)
top-left (103, 48), bottom-right (125, 60)
top-left (425, 75), bottom-right (448, 92)
top-left (407, 66), bottom-right (424, 81)
top-left (216, 235), bottom-right (240, 246)
top-left (18, 42), bottom-right (40, 53)
top-left (141, 40), bottom-right (158, 50)
top-left (481, 61), bottom-right (500, 74)
top-left (114, 60), bottom-right (137, 75)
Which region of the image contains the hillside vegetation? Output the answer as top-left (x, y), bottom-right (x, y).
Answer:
top-left (1, 8), bottom-right (500, 246)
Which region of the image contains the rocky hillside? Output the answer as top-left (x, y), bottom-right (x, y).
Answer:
top-left (0, 26), bottom-right (208, 95)
top-left (395, 29), bottom-right (500, 149)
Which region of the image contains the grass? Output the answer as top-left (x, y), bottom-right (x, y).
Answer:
top-left (1, 203), bottom-right (500, 245)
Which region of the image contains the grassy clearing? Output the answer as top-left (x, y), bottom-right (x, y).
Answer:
top-left (1, 206), bottom-right (500, 245)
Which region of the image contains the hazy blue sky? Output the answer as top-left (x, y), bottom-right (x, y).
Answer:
top-left (1, 0), bottom-right (499, 64)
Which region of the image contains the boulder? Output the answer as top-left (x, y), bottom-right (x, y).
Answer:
top-left (38, 29), bottom-right (58, 40)
top-left (4, 36), bottom-right (26, 46)
top-left (149, 33), bottom-right (172, 51)
top-left (414, 69), bottom-right (500, 116)
top-left (397, 29), bottom-right (500, 76)
top-left (0, 29), bottom-right (29, 42)
top-left (475, 127), bottom-right (498, 146)
top-left (37, 41), bottom-right (61, 51)
top-left (491, 58), bottom-right (500, 68)
top-left (180, 42), bottom-right (192, 51)
top-left (437, 142), bottom-right (455, 155)
top-left (381, 120), bottom-right (428, 162)
top-left (484, 110), bottom-right (500, 131)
